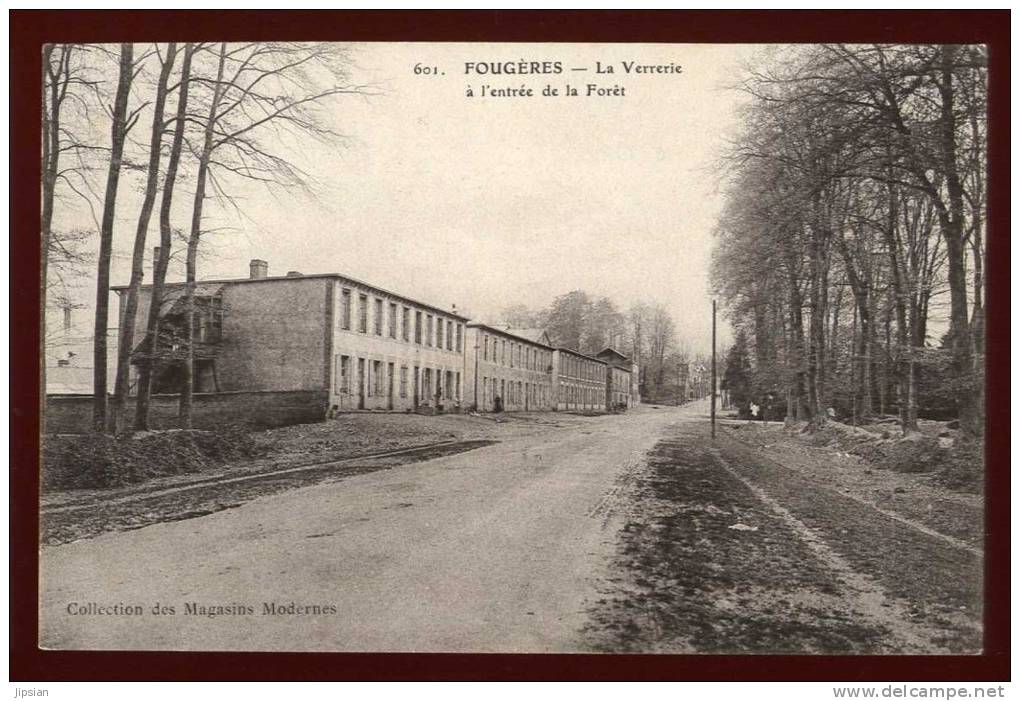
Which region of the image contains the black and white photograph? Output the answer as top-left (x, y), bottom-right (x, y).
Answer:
top-left (24, 17), bottom-right (999, 669)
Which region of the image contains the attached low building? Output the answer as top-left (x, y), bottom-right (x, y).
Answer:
top-left (596, 347), bottom-right (634, 410)
top-left (551, 347), bottom-right (609, 413)
top-left (463, 324), bottom-right (555, 412)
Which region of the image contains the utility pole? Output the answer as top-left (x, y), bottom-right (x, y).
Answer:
top-left (675, 360), bottom-right (680, 406)
top-left (711, 299), bottom-right (717, 439)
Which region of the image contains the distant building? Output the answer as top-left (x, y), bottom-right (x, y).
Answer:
top-left (595, 347), bottom-right (634, 410)
top-left (44, 302), bottom-right (117, 395)
top-left (551, 347), bottom-right (609, 412)
top-left (463, 324), bottom-right (554, 412)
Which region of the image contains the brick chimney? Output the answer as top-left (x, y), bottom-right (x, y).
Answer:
top-left (152, 246), bottom-right (161, 281)
top-left (250, 259), bottom-right (268, 279)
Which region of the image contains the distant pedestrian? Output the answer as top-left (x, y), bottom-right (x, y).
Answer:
top-left (749, 402), bottom-right (760, 421)
top-left (494, 395), bottom-right (503, 413)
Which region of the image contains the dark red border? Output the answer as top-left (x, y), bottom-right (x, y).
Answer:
top-left (10, 10), bottom-right (1010, 682)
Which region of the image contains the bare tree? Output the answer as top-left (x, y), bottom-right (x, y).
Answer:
top-left (173, 42), bottom-right (368, 428)
top-left (714, 43), bottom-right (983, 437)
top-left (135, 43), bottom-right (192, 431)
top-left (92, 44), bottom-right (142, 431)
top-left (42, 44), bottom-right (103, 295)
top-left (112, 42), bottom-right (181, 432)
top-left (178, 42), bottom-right (226, 426)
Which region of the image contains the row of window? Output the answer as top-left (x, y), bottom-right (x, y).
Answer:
top-left (480, 333), bottom-right (551, 372)
top-left (480, 376), bottom-right (548, 409)
top-left (558, 381), bottom-right (604, 407)
top-left (558, 354), bottom-right (606, 382)
top-left (335, 354), bottom-right (461, 402)
top-left (339, 288), bottom-right (463, 353)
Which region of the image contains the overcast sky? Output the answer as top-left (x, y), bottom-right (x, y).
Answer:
top-left (57, 43), bottom-right (760, 354)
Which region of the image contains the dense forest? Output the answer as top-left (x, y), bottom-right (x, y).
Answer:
top-left (712, 45), bottom-right (986, 438)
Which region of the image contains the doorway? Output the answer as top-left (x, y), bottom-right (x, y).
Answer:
top-left (387, 361), bottom-right (395, 410)
top-left (357, 357), bottom-right (366, 409)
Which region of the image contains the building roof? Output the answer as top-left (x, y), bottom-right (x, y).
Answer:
top-left (507, 328), bottom-right (552, 345)
top-left (112, 272), bottom-right (469, 322)
top-left (466, 322), bottom-right (554, 349)
top-left (596, 347), bottom-right (631, 362)
top-left (554, 346), bottom-right (608, 364)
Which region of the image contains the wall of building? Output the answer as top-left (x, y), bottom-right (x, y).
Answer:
top-left (217, 277), bottom-right (330, 392)
top-left (607, 366), bottom-right (633, 409)
top-left (552, 349), bottom-right (608, 413)
top-left (463, 326), bottom-right (554, 412)
top-left (105, 269), bottom-right (637, 420)
top-left (327, 280), bottom-right (466, 413)
top-left (44, 389), bottom-right (329, 434)
top-left (114, 277), bottom-right (329, 395)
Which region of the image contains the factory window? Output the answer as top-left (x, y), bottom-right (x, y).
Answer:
top-left (509, 342), bottom-right (514, 368)
top-left (484, 335), bottom-right (489, 361)
top-left (389, 302), bottom-right (398, 338)
top-left (426, 315), bottom-right (434, 346)
top-left (436, 318), bottom-right (444, 349)
top-left (456, 324), bottom-right (463, 353)
top-left (447, 321), bottom-right (454, 350)
top-left (336, 355), bottom-right (350, 393)
top-left (402, 307), bottom-right (411, 341)
top-left (340, 289), bottom-right (352, 330)
top-left (400, 366), bottom-right (408, 398)
top-left (415, 311), bottom-right (423, 344)
top-left (358, 294), bottom-right (368, 333)
top-left (374, 298), bottom-right (383, 335)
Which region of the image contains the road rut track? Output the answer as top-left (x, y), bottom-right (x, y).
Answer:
top-left (585, 423), bottom-right (981, 654)
top-left (41, 440), bottom-right (498, 546)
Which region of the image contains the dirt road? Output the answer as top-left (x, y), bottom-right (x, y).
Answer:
top-left (40, 405), bottom-right (680, 652)
top-left (40, 402), bottom-right (981, 653)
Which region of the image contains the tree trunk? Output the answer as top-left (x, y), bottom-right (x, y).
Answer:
top-left (937, 45), bottom-right (979, 437)
top-left (181, 42), bottom-right (226, 427)
top-left (41, 44), bottom-right (61, 395)
top-left (92, 43), bottom-right (134, 432)
top-left (969, 218), bottom-right (984, 358)
top-left (135, 43), bottom-right (188, 431)
top-left (41, 45), bottom-right (61, 302)
top-left (881, 182), bottom-right (918, 434)
top-left (805, 223), bottom-right (828, 425)
top-left (786, 268), bottom-right (806, 422)
top-left (113, 42), bottom-right (177, 433)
